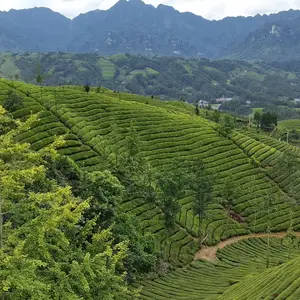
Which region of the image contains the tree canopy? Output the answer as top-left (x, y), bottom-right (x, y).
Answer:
top-left (0, 107), bottom-right (138, 299)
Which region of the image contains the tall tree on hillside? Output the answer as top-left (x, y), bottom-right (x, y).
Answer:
top-left (189, 159), bottom-right (213, 242)
top-left (35, 63), bottom-right (45, 101)
top-left (157, 163), bottom-right (188, 231)
top-left (0, 107), bottom-right (137, 299)
top-left (212, 110), bottom-right (220, 123)
top-left (218, 175), bottom-right (240, 230)
top-left (195, 104), bottom-right (200, 116)
top-left (3, 90), bottom-right (24, 113)
top-left (263, 192), bottom-right (276, 269)
top-left (218, 114), bottom-right (235, 137)
top-left (254, 111), bottom-right (261, 129)
top-left (260, 112), bottom-right (278, 131)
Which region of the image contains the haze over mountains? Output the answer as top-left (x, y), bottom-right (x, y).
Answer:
top-left (1, 0), bottom-right (300, 60)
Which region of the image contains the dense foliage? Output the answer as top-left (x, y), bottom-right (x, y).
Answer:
top-left (0, 108), bottom-right (140, 299)
top-left (3, 53), bottom-right (300, 116)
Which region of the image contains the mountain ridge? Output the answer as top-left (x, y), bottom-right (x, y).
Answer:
top-left (1, 1), bottom-right (300, 59)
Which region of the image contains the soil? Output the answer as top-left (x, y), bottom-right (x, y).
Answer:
top-left (194, 232), bottom-right (300, 262)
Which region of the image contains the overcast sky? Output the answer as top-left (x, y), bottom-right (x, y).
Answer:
top-left (0, 0), bottom-right (300, 20)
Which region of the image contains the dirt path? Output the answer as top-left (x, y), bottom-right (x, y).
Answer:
top-left (194, 232), bottom-right (300, 262)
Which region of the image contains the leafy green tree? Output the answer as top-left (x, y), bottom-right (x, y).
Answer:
top-left (262, 192), bottom-right (276, 269)
top-left (157, 165), bottom-right (187, 230)
top-left (218, 175), bottom-right (240, 230)
top-left (286, 206), bottom-right (297, 259)
top-left (3, 91), bottom-right (24, 113)
top-left (113, 213), bottom-right (158, 281)
top-left (195, 104), bottom-right (200, 116)
top-left (260, 111), bottom-right (278, 131)
top-left (254, 111), bottom-right (261, 128)
top-left (84, 84), bottom-right (90, 93)
top-left (0, 108), bottom-right (16, 135)
top-left (189, 159), bottom-right (213, 241)
top-left (219, 175), bottom-right (240, 212)
top-left (218, 114), bottom-right (235, 137)
top-left (35, 63), bottom-right (45, 100)
top-left (212, 110), bottom-right (220, 123)
top-left (0, 107), bottom-right (137, 299)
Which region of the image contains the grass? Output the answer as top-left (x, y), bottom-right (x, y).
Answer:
top-left (97, 58), bottom-right (115, 80)
top-left (130, 67), bottom-right (159, 77)
top-left (279, 119), bottom-right (300, 130)
top-left (0, 53), bottom-right (19, 78)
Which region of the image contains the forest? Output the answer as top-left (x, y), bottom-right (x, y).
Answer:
top-left (2, 53), bottom-right (300, 120)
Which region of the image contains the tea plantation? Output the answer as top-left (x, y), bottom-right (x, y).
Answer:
top-left (1, 79), bottom-right (300, 299)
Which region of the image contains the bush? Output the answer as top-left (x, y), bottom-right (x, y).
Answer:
top-left (3, 90), bottom-right (24, 112)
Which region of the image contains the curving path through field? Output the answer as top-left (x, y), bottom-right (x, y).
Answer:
top-left (194, 232), bottom-right (300, 262)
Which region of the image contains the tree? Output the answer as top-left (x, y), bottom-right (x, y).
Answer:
top-left (212, 110), bottom-right (220, 123)
top-left (189, 159), bottom-right (213, 241)
top-left (219, 175), bottom-right (240, 212)
top-left (84, 84), bottom-right (90, 93)
top-left (3, 91), bottom-right (24, 113)
top-left (0, 107), bottom-right (137, 299)
top-left (195, 104), bottom-right (200, 116)
top-left (263, 192), bottom-right (276, 269)
top-left (218, 175), bottom-right (240, 230)
top-left (254, 111), bottom-right (261, 129)
top-left (113, 213), bottom-right (157, 281)
top-left (218, 114), bottom-right (235, 137)
top-left (35, 63), bottom-right (45, 100)
top-left (286, 207), bottom-right (297, 260)
top-left (260, 111), bottom-right (278, 131)
top-left (157, 164), bottom-right (187, 231)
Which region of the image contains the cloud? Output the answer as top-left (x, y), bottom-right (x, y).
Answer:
top-left (0, 0), bottom-right (300, 19)
top-left (143, 0), bottom-right (300, 19)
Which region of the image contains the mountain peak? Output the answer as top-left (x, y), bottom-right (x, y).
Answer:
top-left (110, 0), bottom-right (146, 9)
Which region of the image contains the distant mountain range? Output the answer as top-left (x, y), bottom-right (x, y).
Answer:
top-left (1, 0), bottom-right (300, 60)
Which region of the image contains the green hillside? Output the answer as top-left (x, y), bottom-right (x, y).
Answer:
top-left (3, 53), bottom-right (300, 118)
top-left (220, 255), bottom-right (300, 299)
top-left (1, 79), bottom-right (300, 298)
top-left (140, 236), bottom-right (300, 299)
top-left (279, 119), bottom-right (300, 130)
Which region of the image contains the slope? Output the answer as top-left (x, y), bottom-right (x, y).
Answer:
top-left (140, 236), bottom-right (300, 299)
top-left (3, 52), bottom-right (300, 108)
top-left (1, 79), bottom-right (300, 271)
top-left (219, 255), bottom-right (300, 299)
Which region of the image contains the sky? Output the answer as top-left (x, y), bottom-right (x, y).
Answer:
top-left (0, 0), bottom-right (300, 20)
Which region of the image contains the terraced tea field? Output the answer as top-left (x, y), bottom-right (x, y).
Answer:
top-left (139, 236), bottom-right (300, 299)
top-left (1, 79), bottom-right (300, 298)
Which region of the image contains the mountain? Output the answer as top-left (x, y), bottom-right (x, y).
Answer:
top-left (227, 18), bottom-right (300, 60)
top-left (0, 7), bottom-right (70, 52)
top-left (1, 1), bottom-right (300, 59)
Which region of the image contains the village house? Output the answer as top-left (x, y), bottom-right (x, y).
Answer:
top-left (198, 100), bottom-right (210, 107)
top-left (216, 97), bottom-right (233, 103)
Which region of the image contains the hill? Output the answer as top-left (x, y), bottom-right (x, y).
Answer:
top-left (1, 1), bottom-right (300, 60)
top-left (2, 52), bottom-right (300, 115)
top-left (2, 79), bottom-right (300, 298)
